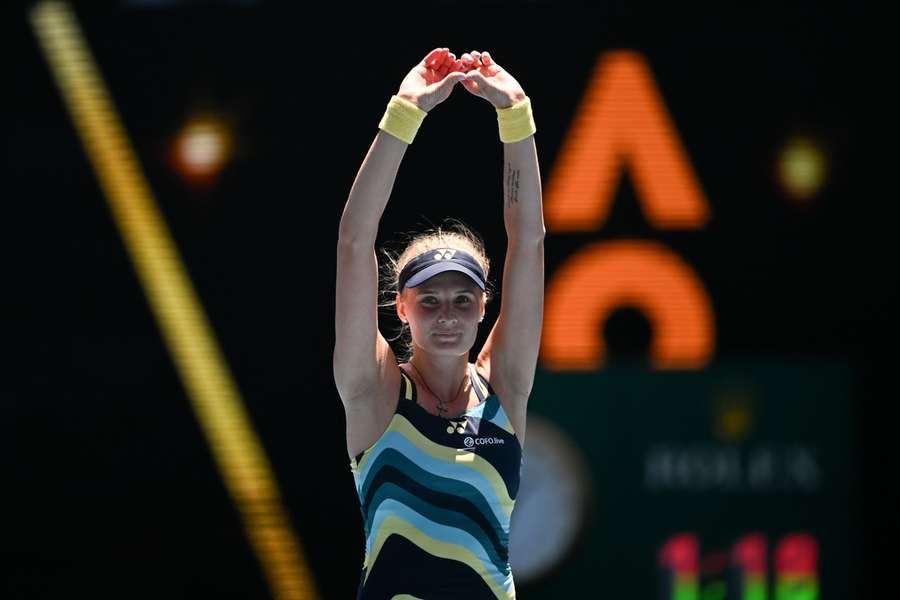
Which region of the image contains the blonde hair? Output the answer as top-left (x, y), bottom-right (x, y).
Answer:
top-left (379, 219), bottom-right (492, 361)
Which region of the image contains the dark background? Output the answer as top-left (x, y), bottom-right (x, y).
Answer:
top-left (6, 1), bottom-right (890, 598)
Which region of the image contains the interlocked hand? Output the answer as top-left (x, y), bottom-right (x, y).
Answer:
top-left (396, 48), bottom-right (527, 113)
top-left (458, 50), bottom-right (527, 109)
top-left (396, 48), bottom-right (467, 113)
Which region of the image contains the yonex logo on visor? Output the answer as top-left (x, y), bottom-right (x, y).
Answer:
top-left (398, 248), bottom-right (486, 291)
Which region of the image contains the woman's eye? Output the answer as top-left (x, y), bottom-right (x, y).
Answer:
top-left (456, 296), bottom-right (471, 304)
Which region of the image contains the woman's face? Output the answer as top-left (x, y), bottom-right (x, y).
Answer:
top-left (397, 271), bottom-right (486, 357)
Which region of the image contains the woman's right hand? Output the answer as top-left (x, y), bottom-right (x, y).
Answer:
top-left (396, 48), bottom-right (467, 113)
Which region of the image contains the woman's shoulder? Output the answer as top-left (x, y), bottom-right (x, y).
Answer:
top-left (336, 357), bottom-right (404, 409)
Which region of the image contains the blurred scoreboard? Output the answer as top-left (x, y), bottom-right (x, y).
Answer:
top-left (509, 361), bottom-right (852, 599)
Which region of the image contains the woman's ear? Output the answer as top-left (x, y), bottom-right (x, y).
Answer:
top-left (396, 292), bottom-right (407, 323)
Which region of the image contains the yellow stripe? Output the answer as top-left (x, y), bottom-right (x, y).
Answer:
top-left (401, 371), bottom-right (414, 401)
top-left (468, 364), bottom-right (489, 399)
top-left (28, 3), bottom-right (317, 598)
top-left (355, 414), bottom-right (513, 519)
top-left (367, 515), bottom-right (512, 600)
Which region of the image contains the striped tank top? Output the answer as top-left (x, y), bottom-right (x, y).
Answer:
top-left (350, 363), bottom-right (521, 599)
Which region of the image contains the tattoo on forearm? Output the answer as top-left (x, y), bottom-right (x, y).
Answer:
top-left (505, 161), bottom-right (520, 208)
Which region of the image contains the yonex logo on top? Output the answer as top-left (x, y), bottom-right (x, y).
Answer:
top-left (447, 420), bottom-right (467, 434)
top-left (434, 249), bottom-right (457, 260)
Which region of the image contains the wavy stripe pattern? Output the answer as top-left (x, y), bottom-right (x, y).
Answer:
top-left (350, 369), bottom-right (521, 599)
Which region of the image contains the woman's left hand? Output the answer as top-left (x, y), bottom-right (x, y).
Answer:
top-left (459, 51), bottom-right (527, 109)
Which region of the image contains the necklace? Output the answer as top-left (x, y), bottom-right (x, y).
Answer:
top-left (408, 360), bottom-right (469, 419)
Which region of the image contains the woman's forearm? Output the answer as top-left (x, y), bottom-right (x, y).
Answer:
top-left (338, 130), bottom-right (409, 246)
top-left (502, 135), bottom-right (545, 243)
top-left (339, 48), bottom-right (467, 247)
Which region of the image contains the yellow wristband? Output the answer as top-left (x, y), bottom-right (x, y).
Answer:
top-left (378, 95), bottom-right (427, 144)
top-left (496, 97), bottom-right (536, 143)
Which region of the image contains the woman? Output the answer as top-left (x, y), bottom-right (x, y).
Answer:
top-left (334, 47), bottom-right (544, 599)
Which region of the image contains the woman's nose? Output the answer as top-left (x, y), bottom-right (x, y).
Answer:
top-left (437, 305), bottom-right (457, 323)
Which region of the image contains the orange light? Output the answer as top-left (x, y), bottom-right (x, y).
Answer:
top-left (545, 51), bottom-right (710, 231)
top-left (541, 240), bottom-right (715, 370)
top-left (172, 115), bottom-right (233, 183)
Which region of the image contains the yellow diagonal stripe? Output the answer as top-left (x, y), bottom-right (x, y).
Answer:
top-left (29, 3), bottom-right (318, 598)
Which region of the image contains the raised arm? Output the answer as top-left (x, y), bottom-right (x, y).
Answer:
top-left (462, 52), bottom-right (545, 423)
top-left (334, 48), bottom-right (466, 404)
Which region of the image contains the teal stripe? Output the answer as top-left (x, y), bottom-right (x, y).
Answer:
top-left (360, 448), bottom-right (508, 533)
top-left (482, 396), bottom-right (500, 421)
top-left (357, 434), bottom-right (515, 519)
top-left (366, 482), bottom-right (508, 574)
top-left (482, 396), bottom-right (514, 434)
top-left (371, 498), bottom-right (513, 590)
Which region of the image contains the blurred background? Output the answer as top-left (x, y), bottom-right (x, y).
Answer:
top-left (7, 1), bottom-right (888, 598)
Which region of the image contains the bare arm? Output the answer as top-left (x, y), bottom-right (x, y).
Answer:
top-left (334, 131), bottom-right (407, 403)
top-left (461, 51), bottom-right (545, 430)
top-left (486, 136), bottom-right (545, 397)
top-left (334, 48), bottom-right (467, 405)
